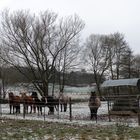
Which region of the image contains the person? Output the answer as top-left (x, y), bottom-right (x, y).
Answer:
top-left (88, 91), bottom-right (101, 122)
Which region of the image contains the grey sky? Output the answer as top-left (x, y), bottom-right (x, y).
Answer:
top-left (0, 0), bottom-right (140, 54)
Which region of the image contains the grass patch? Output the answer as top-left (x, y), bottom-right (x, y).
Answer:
top-left (0, 118), bottom-right (140, 139)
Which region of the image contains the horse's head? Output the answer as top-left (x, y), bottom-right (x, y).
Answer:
top-left (31, 91), bottom-right (37, 98)
top-left (8, 92), bottom-right (14, 98)
top-left (20, 92), bottom-right (27, 98)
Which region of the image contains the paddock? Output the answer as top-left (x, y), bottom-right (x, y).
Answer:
top-left (0, 97), bottom-right (140, 126)
top-left (0, 80), bottom-right (140, 126)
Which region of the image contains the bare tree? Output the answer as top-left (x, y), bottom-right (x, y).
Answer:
top-left (132, 54), bottom-right (140, 77)
top-left (103, 35), bottom-right (116, 80)
top-left (0, 10), bottom-right (85, 96)
top-left (111, 33), bottom-right (128, 79)
top-left (104, 33), bottom-right (130, 80)
top-left (0, 46), bottom-right (10, 98)
top-left (84, 34), bottom-right (111, 95)
top-left (56, 31), bottom-right (81, 93)
top-left (120, 47), bottom-right (134, 78)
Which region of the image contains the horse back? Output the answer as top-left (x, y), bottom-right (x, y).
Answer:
top-left (26, 96), bottom-right (34, 104)
top-left (88, 97), bottom-right (101, 108)
top-left (8, 93), bottom-right (21, 105)
top-left (15, 96), bottom-right (21, 102)
top-left (95, 97), bottom-right (101, 107)
top-left (11, 95), bottom-right (21, 105)
top-left (59, 94), bottom-right (69, 103)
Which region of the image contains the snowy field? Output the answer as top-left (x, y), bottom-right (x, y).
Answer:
top-left (0, 101), bottom-right (139, 127)
top-left (1, 83), bottom-right (139, 127)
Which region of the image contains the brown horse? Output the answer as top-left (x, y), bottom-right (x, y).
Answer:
top-left (88, 91), bottom-right (101, 122)
top-left (20, 92), bottom-right (35, 114)
top-left (8, 92), bottom-right (21, 114)
top-left (59, 93), bottom-right (69, 112)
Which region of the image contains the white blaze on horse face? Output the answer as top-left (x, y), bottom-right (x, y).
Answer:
top-left (45, 98), bottom-right (47, 104)
top-left (36, 92), bottom-right (42, 101)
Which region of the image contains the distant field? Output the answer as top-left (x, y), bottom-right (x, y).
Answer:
top-left (4, 83), bottom-right (94, 96)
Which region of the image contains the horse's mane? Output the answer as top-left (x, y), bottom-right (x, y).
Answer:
top-left (31, 91), bottom-right (42, 101)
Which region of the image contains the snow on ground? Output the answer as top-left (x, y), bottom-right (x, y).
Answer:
top-left (1, 84), bottom-right (139, 127)
top-left (0, 101), bottom-right (139, 127)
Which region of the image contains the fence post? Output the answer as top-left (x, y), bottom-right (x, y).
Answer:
top-left (23, 102), bottom-right (25, 119)
top-left (107, 99), bottom-right (111, 122)
top-left (137, 96), bottom-right (140, 125)
top-left (0, 86), bottom-right (2, 116)
top-left (57, 99), bottom-right (60, 119)
top-left (44, 106), bottom-right (45, 121)
top-left (69, 97), bottom-right (72, 121)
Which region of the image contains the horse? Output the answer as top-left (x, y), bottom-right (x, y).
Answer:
top-left (8, 92), bottom-right (21, 114)
top-left (31, 92), bottom-right (67, 115)
top-left (53, 96), bottom-right (59, 111)
top-left (59, 93), bottom-right (69, 112)
top-left (31, 91), bottom-right (63, 115)
top-left (88, 91), bottom-right (101, 122)
top-left (31, 91), bottom-right (46, 115)
top-left (20, 92), bottom-right (35, 114)
top-left (45, 95), bottom-right (56, 115)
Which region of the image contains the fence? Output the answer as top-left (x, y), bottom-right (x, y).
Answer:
top-left (106, 94), bottom-right (140, 125)
top-left (0, 98), bottom-right (73, 121)
top-left (0, 96), bottom-right (140, 126)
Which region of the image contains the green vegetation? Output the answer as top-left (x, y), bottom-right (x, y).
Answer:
top-left (0, 118), bottom-right (140, 139)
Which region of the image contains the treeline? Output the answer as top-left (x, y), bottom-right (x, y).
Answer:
top-left (0, 67), bottom-right (99, 86)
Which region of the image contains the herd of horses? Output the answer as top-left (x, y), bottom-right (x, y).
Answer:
top-left (8, 91), bottom-right (69, 115)
top-left (8, 90), bottom-right (101, 122)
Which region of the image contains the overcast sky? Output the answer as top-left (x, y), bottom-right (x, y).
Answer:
top-left (0, 0), bottom-right (140, 54)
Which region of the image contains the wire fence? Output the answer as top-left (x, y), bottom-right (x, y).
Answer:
top-left (0, 95), bottom-right (140, 126)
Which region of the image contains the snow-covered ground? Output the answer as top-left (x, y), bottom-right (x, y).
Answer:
top-left (0, 101), bottom-right (139, 127)
top-left (0, 84), bottom-right (139, 127)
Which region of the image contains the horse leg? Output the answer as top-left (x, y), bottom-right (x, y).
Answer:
top-left (64, 103), bottom-right (67, 112)
top-left (57, 104), bottom-right (59, 111)
top-left (60, 104), bottom-right (63, 112)
top-left (16, 104), bottom-right (20, 114)
top-left (90, 108), bottom-right (94, 120)
top-left (30, 105), bottom-right (32, 114)
top-left (9, 104), bottom-right (12, 114)
top-left (48, 108), bottom-right (50, 115)
top-left (18, 105), bottom-right (20, 113)
top-left (15, 106), bottom-right (17, 114)
top-left (55, 104), bottom-right (58, 111)
top-left (18, 106), bottom-right (20, 113)
top-left (54, 104), bottom-right (57, 111)
top-left (94, 108), bottom-right (98, 123)
top-left (48, 106), bottom-right (54, 115)
top-left (37, 106), bottom-right (39, 116)
top-left (55, 99), bottom-right (59, 111)
top-left (10, 104), bottom-right (14, 114)
top-left (13, 105), bottom-right (16, 114)
top-left (23, 104), bottom-right (26, 114)
top-left (40, 106), bottom-right (42, 115)
top-left (25, 105), bottom-right (27, 114)
top-left (33, 105), bottom-right (36, 113)
top-left (15, 105), bottom-right (17, 114)
top-left (25, 105), bottom-right (28, 114)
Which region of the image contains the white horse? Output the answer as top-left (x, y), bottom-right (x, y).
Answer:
top-left (59, 93), bottom-right (69, 112)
